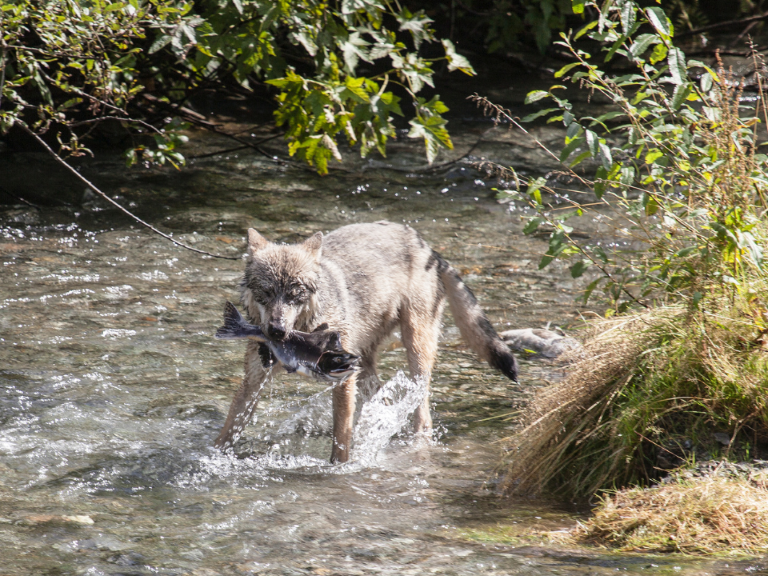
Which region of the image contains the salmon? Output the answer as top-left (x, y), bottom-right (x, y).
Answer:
top-left (215, 301), bottom-right (360, 382)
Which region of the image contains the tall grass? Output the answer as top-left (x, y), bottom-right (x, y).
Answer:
top-left (501, 265), bottom-right (768, 498)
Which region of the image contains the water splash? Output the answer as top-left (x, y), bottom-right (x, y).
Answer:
top-left (276, 386), bottom-right (333, 437)
top-left (175, 450), bottom-right (329, 490)
top-left (352, 371), bottom-right (427, 465)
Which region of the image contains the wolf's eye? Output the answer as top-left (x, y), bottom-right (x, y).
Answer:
top-left (288, 287), bottom-right (306, 302)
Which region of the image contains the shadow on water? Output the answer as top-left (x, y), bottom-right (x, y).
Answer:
top-left (1, 97), bottom-right (766, 574)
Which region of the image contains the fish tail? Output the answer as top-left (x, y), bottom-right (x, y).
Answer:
top-left (215, 301), bottom-right (252, 340)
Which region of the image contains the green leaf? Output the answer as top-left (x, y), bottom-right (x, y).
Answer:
top-left (149, 34), bottom-right (172, 55)
top-left (397, 8), bottom-right (433, 50)
top-left (620, 165), bottom-right (635, 186)
top-left (442, 39), bottom-right (475, 75)
top-left (671, 82), bottom-right (692, 110)
top-left (559, 136), bottom-right (584, 162)
top-left (526, 177), bottom-right (546, 204)
top-left (620, 1), bottom-right (636, 35)
top-left (675, 247), bottom-right (697, 257)
top-left (572, 0), bottom-right (585, 15)
top-left (598, 142), bottom-right (612, 170)
top-left (523, 216), bottom-right (545, 235)
top-left (525, 90), bottom-right (550, 104)
top-left (570, 259), bottom-right (591, 278)
top-left (692, 291), bottom-right (703, 307)
top-left (554, 62), bottom-right (581, 79)
top-left (585, 129), bottom-right (598, 156)
top-left (645, 7), bottom-right (671, 38)
top-left (649, 43), bottom-right (667, 65)
top-left (575, 20), bottom-right (598, 40)
top-left (604, 34), bottom-right (628, 63)
top-left (341, 32), bottom-right (371, 71)
top-left (343, 76), bottom-right (370, 102)
top-left (582, 277), bottom-right (602, 304)
top-left (521, 108), bottom-right (557, 122)
top-left (594, 179), bottom-right (605, 199)
top-left (645, 193), bottom-right (660, 216)
top-left (407, 112), bottom-right (452, 164)
top-left (593, 245), bottom-right (609, 263)
top-left (645, 149), bottom-right (663, 164)
top-left (570, 149), bottom-right (592, 167)
top-left (566, 121), bottom-right (582, 140)
top-left (667, 47), bottom-right (687, 85)
top-left (628, 34), bottom-right (659, 61)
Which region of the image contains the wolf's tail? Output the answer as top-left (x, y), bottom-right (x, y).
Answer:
top-left (436, 253), bottom-right (518, 382)
top-left (215, 301), bottom-right (255, 340)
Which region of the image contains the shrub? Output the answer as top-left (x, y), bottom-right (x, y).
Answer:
top-left (0, 0), bottom-right (473, 173)
top-left (490, 0), bottom-right (768, 312)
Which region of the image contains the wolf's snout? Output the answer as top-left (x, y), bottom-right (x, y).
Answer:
top-left (267, 321), bottom-right (287, 340)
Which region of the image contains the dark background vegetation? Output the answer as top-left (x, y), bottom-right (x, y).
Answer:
top-left (1, 0), bottom-right (766, 176)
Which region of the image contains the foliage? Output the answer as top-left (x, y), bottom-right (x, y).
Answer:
top-left (413, 0), bottom-right (765, 58)
top-left (494, 0), bottom-right (768, 312)
top-left (500, 273), bottom-right (768, 498)
top-left (407, 0), bottom-right (576, 55)
top-left (0, 0), bottom-right (473, 174)
top-left (481, 0), bottom-right (574, 54)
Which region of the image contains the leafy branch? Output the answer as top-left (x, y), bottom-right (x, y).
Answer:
top-left (477, 0), bottom-right (768, 313)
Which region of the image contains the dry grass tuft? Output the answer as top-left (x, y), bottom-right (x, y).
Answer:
top-left (499, 291), bottom-right (768, 498)
top-left (499, 309), bottom-right (672, 496)
top-left (579, 475), bottom-right (768, 554)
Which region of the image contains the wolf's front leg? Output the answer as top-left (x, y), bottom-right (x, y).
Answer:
top-left (214, 341), bottom-right (272, 451)
top-left (330, 376), bottom-right (357, 463)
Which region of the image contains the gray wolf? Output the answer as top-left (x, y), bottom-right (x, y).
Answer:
top-left (215, 300), bottom-right (361, 381)
top-left (214, 221), bottom-right (518, 463)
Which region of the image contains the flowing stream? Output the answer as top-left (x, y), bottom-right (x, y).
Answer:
top-left (1, 90), bottom-right (765, 575)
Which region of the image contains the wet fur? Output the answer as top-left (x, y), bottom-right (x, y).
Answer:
top-left (214, 221), bottom-right (518, 462)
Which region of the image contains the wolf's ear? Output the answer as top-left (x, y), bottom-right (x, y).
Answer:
top-left (247, 228), bottom-right (269, 257)
top-left (302, 231), bottom-right (323, 260)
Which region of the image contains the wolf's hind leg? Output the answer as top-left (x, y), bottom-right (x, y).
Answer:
top-left (214, 341), bottom-right (272, 451)
top-left (331, 375), bottom-right (357, 464)
top-left (401, 304), bottom-right (443, 434)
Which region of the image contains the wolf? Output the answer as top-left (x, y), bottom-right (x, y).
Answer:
top-left (214, 221), bottom-right (518, 463)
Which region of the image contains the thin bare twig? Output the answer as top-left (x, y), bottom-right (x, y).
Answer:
top-left (19, 123), bottom-right (240, 260)
top-left (676, 10), bottom-right (768, 39)
top-left (66, 115), bottom-right (162, 134)
top-left (0, 185), bottom-right (40, 209)
top-left (0, 42), bottom-right (6, 110)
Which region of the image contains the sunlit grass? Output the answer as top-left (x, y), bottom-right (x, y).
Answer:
top-left (500, 252), bottom-right (768, 499)
top-left (579, 473), bottom-right (768, 555)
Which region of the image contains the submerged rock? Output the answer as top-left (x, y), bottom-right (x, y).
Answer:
top-left (500, 328), bottom-right (580, 359)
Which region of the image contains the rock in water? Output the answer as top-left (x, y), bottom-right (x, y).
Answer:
top-left (499, 328), bottom-right (580, 359)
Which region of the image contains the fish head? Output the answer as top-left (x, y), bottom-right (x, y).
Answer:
top-left (316, 351), bottom-right (361, 381)
top-left (241, 229), bottom-right (322, 340)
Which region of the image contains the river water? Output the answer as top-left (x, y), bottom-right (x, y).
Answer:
top-left (1, 99), bottom-right (765, 574)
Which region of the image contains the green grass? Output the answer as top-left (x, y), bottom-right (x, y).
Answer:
top-left (500, 266), bottom-right (768, 499)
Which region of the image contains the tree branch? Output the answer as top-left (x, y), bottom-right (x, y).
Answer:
top-left (19, 123), bottom-right (240, 261)
top-left (676, 10), bottom-right (768, 39)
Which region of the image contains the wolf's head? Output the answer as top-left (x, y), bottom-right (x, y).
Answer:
top-left (240, 229), bottom-right (322, 340)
